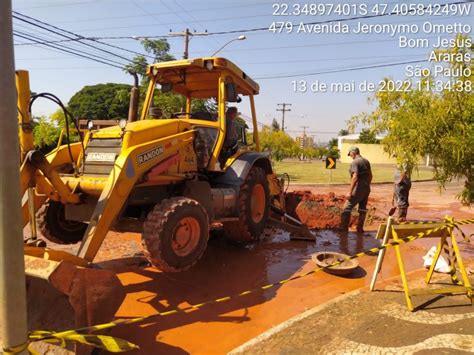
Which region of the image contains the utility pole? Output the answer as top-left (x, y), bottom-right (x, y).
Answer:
top-left (0, 1), bottom-right (28, 354)
top-left (300, 125), bottom-right (309, 136)
top-left (169, 28), bottom-right (208, 59)
top-left (276, 103), bottom-right (291, 132)
top-left (299, 126), bottom-right (309, 160)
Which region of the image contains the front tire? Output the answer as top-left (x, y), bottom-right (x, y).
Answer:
top-left (37, 201), bottom-right (87, 244)
top-left (142, 197), bottom-right (209, 272)
top-left (223, 166), bottom-right (270, 243)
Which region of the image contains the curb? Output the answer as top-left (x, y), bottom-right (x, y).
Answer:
top-left (228, 289), bottom-right (361, 354)
top-left (228, 268), bottom-right (431, 354)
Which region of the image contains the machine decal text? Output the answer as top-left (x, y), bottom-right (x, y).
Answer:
top-left (138, 146), bottom-right (164, 165)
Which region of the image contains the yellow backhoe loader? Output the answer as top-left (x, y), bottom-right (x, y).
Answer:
top-left (19, 57), bottom-right (300, 277)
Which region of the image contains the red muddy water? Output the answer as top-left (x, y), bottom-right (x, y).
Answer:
top-left (23, 181), bottom-right (472, 354)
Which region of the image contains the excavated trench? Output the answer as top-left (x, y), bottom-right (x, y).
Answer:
top-left (285, 191), bottom-right (360, 229)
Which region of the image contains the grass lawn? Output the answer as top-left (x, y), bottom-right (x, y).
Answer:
top-left (273, 160), bottom-right (434, 184)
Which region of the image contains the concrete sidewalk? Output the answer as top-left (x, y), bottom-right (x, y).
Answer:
top-left (231, 267), bottom-right (474, 354)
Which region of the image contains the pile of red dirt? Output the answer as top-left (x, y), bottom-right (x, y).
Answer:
top-left (285, 191), bottom-right (357, 229)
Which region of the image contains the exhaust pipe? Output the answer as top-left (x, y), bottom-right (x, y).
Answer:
top-left (128, 71), bottom-right (139, 122)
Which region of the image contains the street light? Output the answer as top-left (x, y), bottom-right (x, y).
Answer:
top-left (211, 35), bottom-right (246, 56)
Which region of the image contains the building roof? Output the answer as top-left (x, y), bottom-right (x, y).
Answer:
top-left (337, 133), bottom-right (386, 150)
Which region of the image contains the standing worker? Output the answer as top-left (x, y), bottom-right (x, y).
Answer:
top-left (340, 146), bottom-right (373, 233)
top-left (393, 162), bottom-right (412, 222)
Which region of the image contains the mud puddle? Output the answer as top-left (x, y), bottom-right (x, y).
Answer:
top-left (26, 227), bottom-right (383, 354)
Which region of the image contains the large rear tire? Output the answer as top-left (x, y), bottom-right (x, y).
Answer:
top-left (142, 197), bottom-right (209, 272)
top-left (223, 166), bottom-right (270, 243)
top-left (37, 201), bottom-right (87, 244)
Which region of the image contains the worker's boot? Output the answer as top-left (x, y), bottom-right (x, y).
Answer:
top-left (356, 211), bottom-right (367, 233)
top-left (339, 212), bottom-right (351, 233)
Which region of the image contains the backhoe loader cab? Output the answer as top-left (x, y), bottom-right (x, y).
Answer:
top-left (20, 58), bottom-right (281, 273)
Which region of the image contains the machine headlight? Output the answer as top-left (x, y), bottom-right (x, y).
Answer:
top-left (205, 60), bottom-right (214, 71)
top-left (118, 118), bottom-right (127, 130)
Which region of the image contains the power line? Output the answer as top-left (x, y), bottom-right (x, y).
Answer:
top-left (71, 13), bottom-right (269, 34)
top-left (286, 130), bottom-right (339, 134)
top-left (174, 34), bottom-right (453, 56)
top-left (13, 28), bottom-right (95, 61)
top-left (240, 114), bottom-right (267, 128)
top-left (51, 1), bottom-right (276, 25)
top-left (172, 0), bottom-right (223, 49)
top-left (12, 11), bottom-right (148, 62)
top-left (255, 59), bottom-right (427, 80)
top-left (13, 31), bottom-right (125, 70)
top-left (15, 33), bottom-right (156, 60)
top-left (206, 0), bottom-right (469, 35)
top-left (300, 126), bottom-right (309, 136)
top-left (130, 0), bottom-right (169, 34)
top-left (14, 1), bottom-right (97, 10)
top-left (13, 29), bottom-right (129, 67)
top-left (12, 2), bottom-right (468, 77)
top-left (12, 12), bottom-right (135, 63)
top-left (168, 28), bottom-right (208, 59)
top-left (241, 54), bottom-right (425, 65)
top-left (59, 14), bottom-right (473, 39)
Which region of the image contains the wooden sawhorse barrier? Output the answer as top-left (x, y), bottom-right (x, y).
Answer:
top-left (370, 217), bottom-right (473, 311)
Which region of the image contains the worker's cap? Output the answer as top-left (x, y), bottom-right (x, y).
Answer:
top-left (347, 146), bottom-right (360, 156)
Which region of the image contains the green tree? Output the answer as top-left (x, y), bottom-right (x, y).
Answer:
top-left (357, 128), bottom-right (378, 144)
top-left (315, 146), bottom-right (329, 159)
top-left (325, 138), bottom-right (340, 159)
top-left (125, 38), bottom-right (216, 116)
top-left (326, 147), bottom-right (340, 160)
top-left (302, 146), bottom-right (319, 160)
top-left (124, 38), bottom-right (175, 82)
top-left (338, 129), bottom-right (349, 136)
top-left (33, 116), bottom-right (61, 152)
top-left (68, 83), bottom-right (131, 120)
top-left (327, 138), bottom-right (338, 149)
top-left (349, 34), bottom-right (473, 204)
top-left (32, 109), bottom-right (80, 153)
top-left (192, 98), bottom-right (217, 114)
top-left (259, 127), bottom-right (299, 161)
top-left (154, 93), bottom-right (185, 118)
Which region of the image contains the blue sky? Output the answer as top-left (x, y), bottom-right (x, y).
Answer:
top-left (12, 0), bottom-right (473, 142)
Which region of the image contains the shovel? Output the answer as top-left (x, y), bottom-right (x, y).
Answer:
top-left (269, 205), bottom-right (315, 241)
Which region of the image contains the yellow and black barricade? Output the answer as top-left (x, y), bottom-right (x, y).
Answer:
top-left (371, 216), bottom-right (473, 311)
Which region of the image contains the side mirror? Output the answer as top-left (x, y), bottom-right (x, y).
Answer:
top-left (225, 83), bottom-right (238, 102)
top-left (160, 83), bottom-right (172, 93)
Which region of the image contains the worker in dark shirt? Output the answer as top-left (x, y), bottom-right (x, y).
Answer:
top-left (340, 146), bottom-right (373, 233)
top-left (393, 162), bottom-right (412, 222)
top-left (219, 106), bottom-right (239, 168)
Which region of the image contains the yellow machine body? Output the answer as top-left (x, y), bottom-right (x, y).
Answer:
top-left (18, 58), bottom-right (282, 277)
